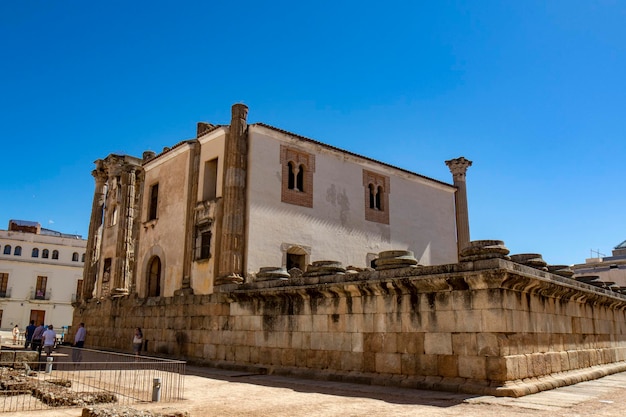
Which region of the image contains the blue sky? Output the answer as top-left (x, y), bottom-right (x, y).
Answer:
top-left (1, 1), bottom-right (624, 266)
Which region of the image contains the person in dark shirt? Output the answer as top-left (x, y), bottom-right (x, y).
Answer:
top-left (24, 320), bottom-right (36, 349)
top-left (31, 323), bottom-right (46, 352)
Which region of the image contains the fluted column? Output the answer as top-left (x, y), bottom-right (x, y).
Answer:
top-left (82, 162), bottom-right (108, 300)
top-left (445, 157), bottom-right (473, 256)
top-left (216, 104), bottom-right (249, 285)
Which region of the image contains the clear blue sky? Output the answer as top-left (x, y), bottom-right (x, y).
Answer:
top-left (1, 1), bottom-right (624, 266)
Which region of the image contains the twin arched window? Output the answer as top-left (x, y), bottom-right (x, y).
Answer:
top-left (287, 161), bottom-right (305, 192)
top-left (368, 184), bottom-right (384, 210)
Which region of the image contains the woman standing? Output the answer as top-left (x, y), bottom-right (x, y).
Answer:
top-left (132, 328), bottom-right (143, 357)
top-left (12, 325), bottom-right (19, 345)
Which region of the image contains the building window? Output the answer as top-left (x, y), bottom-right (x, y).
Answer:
top-left (281, 243), bottom-right (310, 273)
top-left (363, 170), bottom-right (390, 225)
top-left (32, 248), bottom-right (39, 258)
top-left (52, 250), bottom-right (59, 260)
top-left (75, 279), bottom-right (83, 301)
top-left (14, 246), bottom-right (22, 256)
top-left (148, 183), bottom-right (159, 221)
top-left (0, 273), bottom-right (8, 298)
top-left (81, 253), bottom-right (85, 262)
top-left (103, 258), bottom-right (112, 282)
top-left (35, 276), bottom-right (47, 300)
top-left (42, 249), bottom-right (49, 259)
top-left (280, 145), bottom-right (315, 208)
top-left (202, 158), bottom-right (218, 201)
top-left (195, 230), bottom-right (212, 261)
top-left (147, 256), bottom-right (161, 297)
top-left (72, 252), bottom-right (79, 262)
top-left (3, 245), bottom-right (11, 255)
top-left (0, 309), bottom-right (3, 327)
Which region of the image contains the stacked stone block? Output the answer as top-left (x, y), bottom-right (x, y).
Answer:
top-left (73, 253), bottom-right (626, 397)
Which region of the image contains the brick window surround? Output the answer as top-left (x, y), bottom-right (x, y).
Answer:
top-left (280, 145), bottom-right (315, 208)
top-left (363, 170), bottom-right (390, 224)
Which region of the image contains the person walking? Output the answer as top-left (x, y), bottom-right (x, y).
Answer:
top-left (132, 328), bottom-right (143, 357)
top-left (72, 322), bottom-right (86, 362)
top-left (31, 323), bottom-right (45, 352)
top-left (42, 325), bottom-right (57, 358)
top-left (24, 320), bottom-right (36, 349)
top-left (12, 325), bottom-right (19, 344)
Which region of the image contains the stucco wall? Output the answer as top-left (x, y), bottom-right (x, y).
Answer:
top-left (137, 145), bottom-right (193, 297)
top-left (244, 126), bottom-right (457, 275)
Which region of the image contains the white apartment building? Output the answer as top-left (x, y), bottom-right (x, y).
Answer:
top-left (0, 220), bottom-right (86, 331)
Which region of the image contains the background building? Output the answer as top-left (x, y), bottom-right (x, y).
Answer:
top-left (81, 104), bottom-right (469, 300)
top-left (571, 240), bottom-right (626, 286)
top-left (0, 220), bottom-right (86, 332)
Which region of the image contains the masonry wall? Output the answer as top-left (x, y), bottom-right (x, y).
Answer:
top-left (73, 258), bottom-right (626, 397)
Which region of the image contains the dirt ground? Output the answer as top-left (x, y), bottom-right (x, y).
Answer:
top-left (3, 366), bottom-right (626, 417)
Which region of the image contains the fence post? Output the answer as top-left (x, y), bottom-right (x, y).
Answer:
top-left (45, 357), bottom-right (54, 373)
top-left (152, 377), bottom-right (161, 402)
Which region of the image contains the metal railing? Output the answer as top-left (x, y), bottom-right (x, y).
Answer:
top-left (0, 346), bottom-right (185, 412)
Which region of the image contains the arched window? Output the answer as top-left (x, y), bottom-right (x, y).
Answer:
top-left (296, 164), bottom-right (304, 191)
top-left (3, 245), bottom-right (11, 255)
top-left (72, 252), bottom-right (79, 262)
top-left (32, 248), bottom-right (39, 258)
top-left (81, 253), bottom-right (85, 262)
top-left (147, 256), bottom-right (161, 297)
top-left (14, 246), bottom-right (22, 256)
top-left (288, 161), bottom-right (296, 190)
top-left (52, 250), bottom-right (59, 260)
top-left (376, 185), bottom-right (384, 210)
top-left (369, 184), bottom-right (376, 209)
top-left (42, 249), bottom-right (49, 259)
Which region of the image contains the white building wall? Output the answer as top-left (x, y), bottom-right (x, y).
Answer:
top-left (244, 126), bottom-right (457, 275)
top-left (0, 230), bottom-right (86, 331)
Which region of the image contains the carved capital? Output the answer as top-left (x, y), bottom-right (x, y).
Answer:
top-left (445, 157), bottom-right (473, 180)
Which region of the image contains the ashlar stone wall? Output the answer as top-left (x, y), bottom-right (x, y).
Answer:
top-left (73, 257), bottom-right (626, 397)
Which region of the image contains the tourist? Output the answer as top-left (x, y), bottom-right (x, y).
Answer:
top-left (42, 325), bottom-right (57, 357)
top-left (24, 320), bottom-right (36, 349)
top-left (31, 323), bottom-right (46, 352)
top-left (12, 325), bottom-right (19, 344)
top-left (72, 322), bottom-right (86, 362)
top-left (132, 328), bottom-right (143, 357)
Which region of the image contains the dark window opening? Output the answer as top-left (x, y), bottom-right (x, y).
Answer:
top-left (147, 256), bottom-right (161, 297)
top-left (42, 249), bottom-right (49, 259)
top-left (3, 245), bottom-right (11, 255)
top-left (287, 253), bottom-right (305, 271)
top-left (200, 231), bottom-right (212, 260)
top-left (296, 164), bottom-right (304, 191)
top-left (148, 183), bottom-right (159, 220)
top-left (52, 250), bottom-right (59, 260)
top-left (14, 246), bottom-right (22, 256)
top-left (72, 252), bottom-right (79, 262)
top-left (288, 162), bottom-right (296, 190)
top-left (32, 248), bottom-right (39, 258)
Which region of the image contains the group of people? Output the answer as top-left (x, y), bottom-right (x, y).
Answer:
top-left (22, 321), bottom-right (63, 357)
top-left (14, 322), bottom-right (144, 358)
top-left (17, 320), bottom-right (144, 356)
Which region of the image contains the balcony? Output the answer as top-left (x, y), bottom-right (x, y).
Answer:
top-left (30, 289), bottom-right (51, 301)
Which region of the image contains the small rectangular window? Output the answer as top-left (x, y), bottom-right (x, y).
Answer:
top-left (149, 183), bottom-right (159, 220)
top-left (0, 273), bottom-right (8, 297)
top-left (202, 159), bottom-right (218, 201)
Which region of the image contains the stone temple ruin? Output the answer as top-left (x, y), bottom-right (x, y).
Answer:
top-left (74, 240), bottom-right (626, 397)
top-left (72, 104), bottom-right (626, 397)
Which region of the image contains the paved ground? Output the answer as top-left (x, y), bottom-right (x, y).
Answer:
top-left (2, 331), bottom-right (626, 416)
top-left (1, 365), bottom-right (626, 417)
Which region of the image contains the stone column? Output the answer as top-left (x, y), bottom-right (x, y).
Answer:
top-left (82, 163), bottom-right (108, 300)
top-left (216, 104), bottom-right (249, 285)
top-left (114, 167), bottom-right (137, 296)
top-left (445, 157), bottom-right (473, 256)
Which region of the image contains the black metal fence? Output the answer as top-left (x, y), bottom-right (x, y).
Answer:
top-left (0, 346), bottom-right (185, 412)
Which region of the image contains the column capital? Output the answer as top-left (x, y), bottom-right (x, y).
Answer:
top-left (445, 157), bottom-right (473, 180)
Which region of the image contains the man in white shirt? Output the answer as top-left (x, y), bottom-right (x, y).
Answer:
top-left (72, 323), bottom-right (87, 362)
top-left (42, 325), bottom-right (57, 357)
